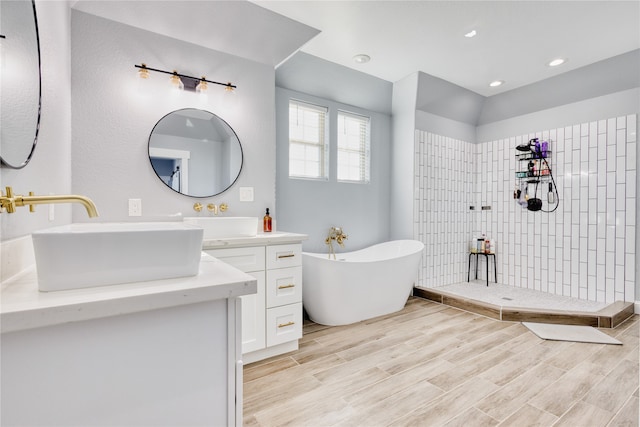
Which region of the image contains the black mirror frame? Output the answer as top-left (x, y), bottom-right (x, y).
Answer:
top-left (147, 108), bottom-right (244, 199)
top-left (0, 0), bottom-right (42, 169)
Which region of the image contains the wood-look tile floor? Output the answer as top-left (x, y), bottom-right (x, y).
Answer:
top-left (243, 297), bottom-right (639, 427)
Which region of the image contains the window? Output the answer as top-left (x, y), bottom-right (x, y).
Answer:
top-left (288, 100), bottom-right (328, 179)
top-left (337, 111), bottom-right (370, 183)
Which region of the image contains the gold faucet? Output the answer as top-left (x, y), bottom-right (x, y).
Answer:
top-left (206, 203), bottom-right (228, 215)
top-left (325, 226), bottom-right (348, 259)
top-left (0, 187), bottom-right (99, 218)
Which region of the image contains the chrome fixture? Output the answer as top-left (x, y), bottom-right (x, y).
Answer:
top-left (134, 63), bottom-right (236, 93)
top-left (325, 226), bottom-right (348, 260)
top-left (0, 186), bottom-right (99, 217)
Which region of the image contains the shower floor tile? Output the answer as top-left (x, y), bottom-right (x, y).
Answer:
top-left (434, 281), bottom-right (608, 312)
top-left (413, 282), bottom-right (635, 328)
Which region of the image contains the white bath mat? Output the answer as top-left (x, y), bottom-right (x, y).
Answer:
top-left (522, 322), bottom-right (622, 345)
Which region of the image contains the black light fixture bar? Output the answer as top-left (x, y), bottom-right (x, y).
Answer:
top-left (134, 64), bottom-right (236, 90)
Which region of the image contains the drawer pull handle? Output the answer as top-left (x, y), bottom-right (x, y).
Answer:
top-left (278, 321), bottom-right (295, 328)
top-left (278, 284), bottom-right (295, 289)
top-left (278, 254), bottom-right (295, 259)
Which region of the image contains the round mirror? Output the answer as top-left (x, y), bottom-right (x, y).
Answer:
top-left (0, 0), bottom-right (42, 169)
top-left (148, 109), bottom-right (243, 198)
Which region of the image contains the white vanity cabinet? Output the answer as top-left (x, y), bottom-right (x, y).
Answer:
top-left (0, 254), bottom-right (256, 427)
top-left (203, 233), bottom-right (306, 364)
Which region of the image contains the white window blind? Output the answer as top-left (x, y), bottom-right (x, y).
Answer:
top-left (337, 111), bottom-right (370, 183)
top-left (289, 100), bottom-right (328, 179)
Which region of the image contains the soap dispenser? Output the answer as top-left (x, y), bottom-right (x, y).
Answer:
top-left (263, 208), bottom-right (272, 232)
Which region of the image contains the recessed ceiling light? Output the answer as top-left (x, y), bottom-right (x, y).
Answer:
top-left (489, 80), bottom-right (504, 87)
top-left (464, 30), bottom-right (477, 38)
top-left (353, 54), bottom-right (371, 64)
top-left (548, 58), bottom-right (566, 67)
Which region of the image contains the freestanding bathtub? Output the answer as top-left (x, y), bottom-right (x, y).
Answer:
top-left (302, 240), bottom-right (425, 326)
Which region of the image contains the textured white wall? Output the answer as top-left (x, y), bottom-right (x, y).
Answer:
top-left (1, 1), bottom-right (73, 241)
top-left (70, 11), bottom-right (276, 223)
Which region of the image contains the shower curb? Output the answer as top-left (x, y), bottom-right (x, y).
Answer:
top-left (413, 286), bottom-right (635, 329)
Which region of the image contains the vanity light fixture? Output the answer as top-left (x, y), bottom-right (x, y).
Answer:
top-left (195, 77), bottom-right (208, 93)
top-left (489, 80), bottom-right (504, 87)
top-left (169, 71), bottom-right (184, 91)
top-left (134, 63), bottom-right (237, 93)
top-left (547, 58), bottom-right (566, 67)
top-left (137, 63), bottom-right (150, 79)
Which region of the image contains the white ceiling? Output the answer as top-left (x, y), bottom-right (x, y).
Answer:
top-left (72, 1), bottom-right (639, 97)
top-left (253, 0), bottom-right (640, 96)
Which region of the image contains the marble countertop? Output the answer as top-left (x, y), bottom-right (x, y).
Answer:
top-left (202, 231), bottom-right (308, 249)
top-left (1, 253), bottom-right (257, 334)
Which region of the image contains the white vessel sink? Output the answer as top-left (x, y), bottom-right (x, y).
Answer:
top-left (32, 222), bottom-right (204, 292)
top-left (183, 217), bottom-right (259, 239)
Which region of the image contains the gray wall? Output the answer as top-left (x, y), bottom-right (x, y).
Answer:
top-left (1, 2), bottom-right (73, 241)
top-left (275, 88), bottom-right (392, 253)
top-left (70, 11), bottom-right (276, 222)
top-left (390, 73), bottom-right (419, 240)
top-left (478, 50), bottom-right (640, 126)
top-left (276, 52), bottom-right (393, 115)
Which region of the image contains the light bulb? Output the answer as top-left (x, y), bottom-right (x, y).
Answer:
top-left (138, 64), bottom-right (150, 80)
top-left (196, 78), bottom-right (208, 93)
top-left (169, 72), bottom-right (184, 91)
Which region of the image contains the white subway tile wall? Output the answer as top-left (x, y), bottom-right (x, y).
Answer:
top-left (414, 131), bottom-right (475, 287)
top-left (414, 114), bottom-right (637, 303)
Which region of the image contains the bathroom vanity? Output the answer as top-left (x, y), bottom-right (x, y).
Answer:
top-left (0, 253), bottom-right (256, 426)
top-left (203, 231), bottom-right (307, 364)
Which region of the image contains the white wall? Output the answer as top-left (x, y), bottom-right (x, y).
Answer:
top-left (414, 132), bottom-right (475, 287)
top-left (70, 11), bottom-right (276, 223)
top-left (415, 88), bottom-right (639, 304)
top-left (1, 1), bottom-right (73, 242)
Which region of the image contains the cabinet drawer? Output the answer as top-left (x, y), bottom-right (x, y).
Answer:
top-left (266, 303), bottom-right (302, 347)
top-left (266, 266), bottom-right (302, 308)
top-left (266, 244), bottom-right (302, 269)
top-left (204, 247), bottom-right (265, 273)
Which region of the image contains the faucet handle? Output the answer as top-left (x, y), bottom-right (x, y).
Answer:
top-left (193, 202), bottom-right (203, 212)
top-left (27, 191), bottom-right (35, 212)
top-left (219, 203), bottom-right (228, 213)
top-left (1, 186), bottom-right (16, 213)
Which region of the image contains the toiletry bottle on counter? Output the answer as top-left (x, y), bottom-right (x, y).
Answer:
top-left (263, 208), bottom-right (272, 232)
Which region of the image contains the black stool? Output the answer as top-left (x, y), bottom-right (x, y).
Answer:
top-left (467, 252), bottom-right (497, 286)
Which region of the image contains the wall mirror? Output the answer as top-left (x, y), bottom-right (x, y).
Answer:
top-left (148, 109), bottom-right (243, 198)
top-left (0, 0), bottom-right (42, 169)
